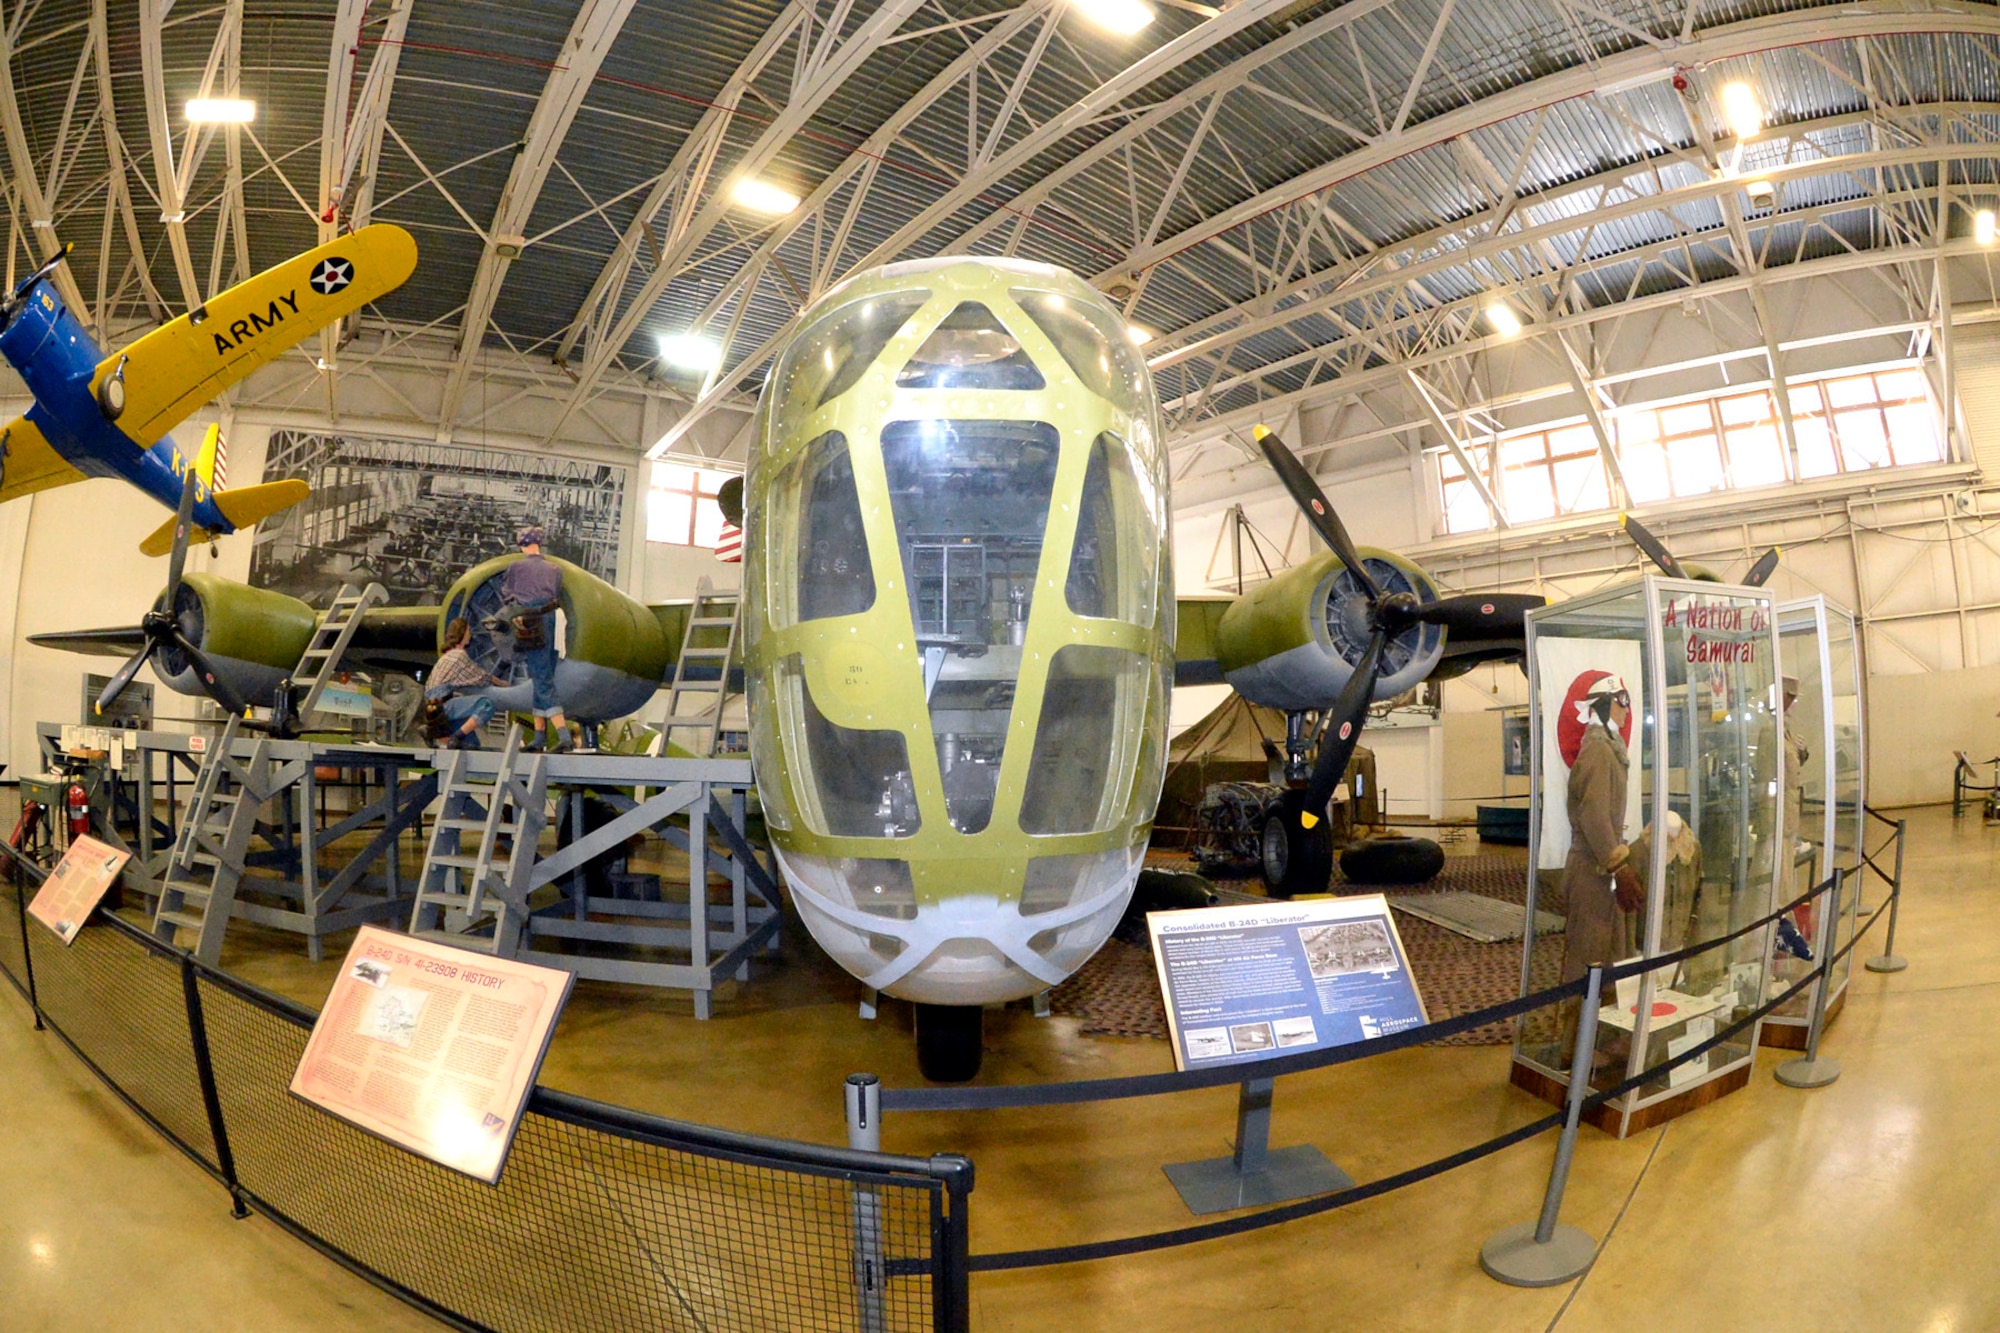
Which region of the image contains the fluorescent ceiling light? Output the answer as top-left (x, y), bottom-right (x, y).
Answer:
top-left (1979, 210), bottom-right (1997, 246)
top-left (1484, 302), bottom-right (1523, 338)
top-left (186, 98), bottom-right (255, 124)
top-left (1126, 324), bottom-right (1155, 346)
top-left (659, 333), bottom-right (722, 374)
top-left (1720, 82), bottom-right (1761, 141)
top-left (1074, 0), bottom-right (1155, 35)
top-left (731, 178), bottom-right (800, 215)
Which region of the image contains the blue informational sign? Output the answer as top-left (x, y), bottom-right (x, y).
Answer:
top-left (1148, 895), bottom-right (1430, 1072)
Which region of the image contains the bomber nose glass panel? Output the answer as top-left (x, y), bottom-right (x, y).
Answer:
top-left (895, 303), bottom-right (1045, 391)
top-left (881, 418), bottom-right (1061, 834)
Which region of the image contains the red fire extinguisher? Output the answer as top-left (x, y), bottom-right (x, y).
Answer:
top-left (66, 783), bottom-right (90, 838)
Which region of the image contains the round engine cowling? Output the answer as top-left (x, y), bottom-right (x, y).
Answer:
top-left (151, 573), bottom-right (318, 706)
top-left (1213, 548), bottom-right (1443, 712)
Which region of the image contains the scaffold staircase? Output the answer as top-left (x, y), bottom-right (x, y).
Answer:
top-left (409, 726), bottom-right (549, 955)
top-left (285, 581), bottom-right (388, 726)
top-left (152, 716), bottom-right (267, 964)
top-left (653, 579), bottom-right (741, 759)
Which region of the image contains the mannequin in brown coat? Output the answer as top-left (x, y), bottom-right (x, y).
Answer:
top-left (1560, 678), bottom-right (1639, 985)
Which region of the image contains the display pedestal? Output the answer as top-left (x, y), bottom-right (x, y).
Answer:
top-left (1162, 1078), bottom-right (1353, 1215)
top-left (1510, 1057), bottom-right (1751, 1139)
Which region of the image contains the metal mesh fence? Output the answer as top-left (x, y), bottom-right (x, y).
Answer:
top-left (24, 910), bottom-right (218, 1172)
top-left (197, 972), bottom-right (947, 1333)
top-left (0, 878), bottom-right (29, 998)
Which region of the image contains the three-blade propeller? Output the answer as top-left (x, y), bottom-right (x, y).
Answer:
top-left (95, 472), bottom-right (248, 718)
top-left (1621, 513), bottom-right (1780, 587)
top-left (1253, 425), bottom-right (1543, 830)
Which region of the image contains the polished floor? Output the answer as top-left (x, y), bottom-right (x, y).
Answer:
top-left (3, 805), bottom-right (1995, 1332)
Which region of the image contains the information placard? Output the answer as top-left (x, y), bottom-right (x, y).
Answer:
top-left (1149, 894), bottom-right (1428, 1072)
top-left (26, 835), bottom-right (130, 945)
top-left (290, 926), bottom-right (574, 1184)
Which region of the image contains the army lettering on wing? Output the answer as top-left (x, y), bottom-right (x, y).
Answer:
top-left (210, 289), bottom-right (301, 355)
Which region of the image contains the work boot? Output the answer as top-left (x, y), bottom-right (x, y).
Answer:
top-left (456, 731), bottom-right (483, 751)
top-left (521, 731), bottom-right (544, 753)
top-left (547, 729), bottom-right (572, 755)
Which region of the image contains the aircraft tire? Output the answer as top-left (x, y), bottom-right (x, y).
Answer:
top-left (1260, 790), bottom-right (1332, 898)
top-left (1339, 835), bottom-right (1446, 887)
top-left (914, 1003), bottom-right (983, 1083)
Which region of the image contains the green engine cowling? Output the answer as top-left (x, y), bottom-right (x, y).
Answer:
top-left (1214, 547), bottom-right (1444, 712)
top-left (152, 573), bottom-right (319, 705)
top-left (441, 553), bottom-right (670, 721)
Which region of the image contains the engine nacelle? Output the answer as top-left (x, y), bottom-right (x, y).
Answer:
top-left (152, 573), bottom-right (318, 705)
top-left (1214, 548), bottom-right (1444, 712)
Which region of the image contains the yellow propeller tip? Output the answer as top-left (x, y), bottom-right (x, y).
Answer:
top-left (1252, 424), bottom-right (1271, 441)
top-left (1300, 812), bottom-right (1319, 829)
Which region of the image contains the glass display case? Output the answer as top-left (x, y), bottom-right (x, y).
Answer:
top-left (1762, 597), bottom-right (1866, 1047)
top-left (1511, 576), bottom-right (1783, 1137)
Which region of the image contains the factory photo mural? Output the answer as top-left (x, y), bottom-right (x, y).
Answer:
top-left (248, 429), bottom-right (629, 607)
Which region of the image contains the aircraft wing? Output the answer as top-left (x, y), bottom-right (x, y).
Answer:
top-left (27, 625), bottom-right (148, 658)
top-left (1174, 597), bottom-right (1231, 686)
top-left (0, 412), bottom-right (87, 505)
top-left (98, 224), bottom-right (418, 448)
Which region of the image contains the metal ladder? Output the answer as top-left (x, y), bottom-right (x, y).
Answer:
top-left (408, 726), bottom-right (549, 955)
top-left (287, 581), bottom-right (387, 725)
top-left (653, 578), bottom-right (741, 758)
top-left (152, 716), bottom-right (266, 964)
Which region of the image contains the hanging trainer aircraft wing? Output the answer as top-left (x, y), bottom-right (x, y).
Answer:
top-left (0, 412), bottom-right (87, 505)
top-left (92, 224), bottom-right (417, 449)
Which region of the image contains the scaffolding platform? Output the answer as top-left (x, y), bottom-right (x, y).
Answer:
top-left (35, 723), bottom-right (780, 1013)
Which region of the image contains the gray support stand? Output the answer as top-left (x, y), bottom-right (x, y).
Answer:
top-left (1865, 819), bottom-right (1909, 973)
top-left (1778, 870), bottom-right (1844, 1088)
top-left (1482, 964), bottom-right (1605, 1287)
top-left (1163, 1076), bottom-right (1354, 1215)
top-left (845, 1074), bottom-right (886, 1333)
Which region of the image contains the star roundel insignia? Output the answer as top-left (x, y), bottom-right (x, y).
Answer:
top-left (309, 257), bottom-right (353, 295)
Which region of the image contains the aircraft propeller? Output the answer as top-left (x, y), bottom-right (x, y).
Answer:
top-left (1620, 513), bottom-right (1780, 587)
top-left (94, 471), bottom-right (249, 718)
top-left (0, 242), bottom-right (72, 323)
top-left (1253, 425), bottom-right (1543, 829)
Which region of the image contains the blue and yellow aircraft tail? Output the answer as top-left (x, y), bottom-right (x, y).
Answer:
top-left (135, 423), bottom-right (310, 556)
top-left (0, 224), bottom-right (416, 553)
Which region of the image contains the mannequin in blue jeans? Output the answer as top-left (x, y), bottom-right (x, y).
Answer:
top-left (426, 618), bottom-right (501, 749)
top-left (496, 525), bottom-right (570, 753)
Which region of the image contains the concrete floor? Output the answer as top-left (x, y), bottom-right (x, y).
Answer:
top-left (3, 804), bottom-right (1995, 1331)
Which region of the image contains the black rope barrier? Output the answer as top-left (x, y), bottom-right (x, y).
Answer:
top-left (968, 877), bottom-right (1846, 1273)
top-left (883, 874), bottom-right (1832, 1114)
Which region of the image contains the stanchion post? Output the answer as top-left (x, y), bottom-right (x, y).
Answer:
top-left (1777, 871), bottom-right (1843, 1089)
top-left (1866, 819), bottom-right (1908, 974)
top-left (929, 1154), bottom-right (975, 1333)
top-left (845, 1073), bottom-right (886, 1333)
top-left (1480, 964), bottom-right (1604, 1287)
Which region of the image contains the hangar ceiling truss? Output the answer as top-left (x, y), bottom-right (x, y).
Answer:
top-left (2, 0), bottom-right (1999, 479)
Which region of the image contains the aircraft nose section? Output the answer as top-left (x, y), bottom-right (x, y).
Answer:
top-left (775, 844), bottom-right (1143, 1006)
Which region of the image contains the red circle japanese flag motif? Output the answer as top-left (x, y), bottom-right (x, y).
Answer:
top-left (1556, 669), bottom-right (1634, 769)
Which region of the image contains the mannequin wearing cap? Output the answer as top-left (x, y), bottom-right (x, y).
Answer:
top-left (1560, 675), bottom-right (1639, 986)
top-left (1754, 674), bottom-right (1813, 930)
top-left (498, 525), bottom-right (569, 753)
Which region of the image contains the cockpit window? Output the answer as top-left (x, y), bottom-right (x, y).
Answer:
top-left (768, 293), bottom-right (929, 442)
top-left (1019, 645), bottom-right (1154, 834)
top-left (896, 302), bottom-right (1045, 391)
top-left (1010, 288), bottom-right (1148, 415)
top-left (768, 431), bottom-right (876, 627)
top-left (1066, 431), bottom-right (1163, 628)
top-left (781, 654), bottom-right (921, 838)
top-left (880, 418), bottom-right (1060, 833)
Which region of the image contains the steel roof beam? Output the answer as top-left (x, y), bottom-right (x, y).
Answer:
top-left (546, 0), bottom-right (936, 442)
top-left (435, 0), bottom-right (640, 440)
top-left (0, 8), bottom-right (95, 324)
